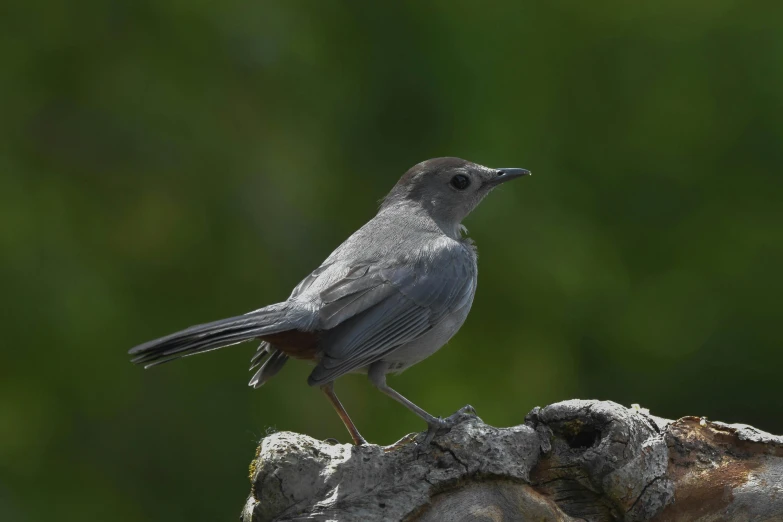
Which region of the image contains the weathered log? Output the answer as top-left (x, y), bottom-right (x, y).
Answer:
top-left (240, 400), bottom-right (783, 521)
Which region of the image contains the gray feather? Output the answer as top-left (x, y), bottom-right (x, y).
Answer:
top-left (128, 303), bottom-right (309, 368)
top-left (250, 341), bottom-right (272, 370)
top-left (249, 349), bottom-right (289, 388)
top-left (306, 239), bottom-right (476, 385)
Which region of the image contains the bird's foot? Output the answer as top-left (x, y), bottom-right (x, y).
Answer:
top-left (383, 432), bottom-right (418, 453)
top-left (420, 417), bottom-right (450, 448)
top-left (416, 404), bottom-right (480, 452)
top-left (452, 404), bottom-right (478, 418)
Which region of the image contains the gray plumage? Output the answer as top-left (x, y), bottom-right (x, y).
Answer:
top-left (129, 157), bottom-right (530, 445)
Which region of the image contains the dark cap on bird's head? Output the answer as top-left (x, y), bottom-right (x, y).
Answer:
top-left (381, 157), bottom-right (531, 225)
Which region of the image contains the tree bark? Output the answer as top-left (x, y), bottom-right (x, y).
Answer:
top-left (240, 400), bottom-right (783, 521)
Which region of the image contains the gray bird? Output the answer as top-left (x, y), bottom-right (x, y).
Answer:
top-left (129, 157), bottom-right (530, 445)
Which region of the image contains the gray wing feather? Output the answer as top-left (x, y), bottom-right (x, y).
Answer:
top-left (308, 245), bottom-right (475, 385)
top-left (289, 263), bottom-right (332, 299)
top-left (319, 269), bottom-right (397, 329)
top-left (310, 294), bottom-right (431, 383)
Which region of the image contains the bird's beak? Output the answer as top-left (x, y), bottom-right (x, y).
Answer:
top-left (486, 168), bottom-right (532, 186)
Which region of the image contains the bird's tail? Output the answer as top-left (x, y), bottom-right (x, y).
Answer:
top-left (128, 303), bottom-right (298, 368)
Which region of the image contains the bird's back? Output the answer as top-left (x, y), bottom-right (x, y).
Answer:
top-left (289, 203), bottom-right (477, 314)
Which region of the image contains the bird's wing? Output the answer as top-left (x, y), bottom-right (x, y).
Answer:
top-left (289, 263), bottom-right (334, 300)
top-left (308, 242), bottom-right (475, 385)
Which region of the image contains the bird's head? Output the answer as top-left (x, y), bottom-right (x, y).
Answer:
top-left (381, 157), bottom-right (531, 231)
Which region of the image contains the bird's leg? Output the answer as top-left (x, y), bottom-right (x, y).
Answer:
top-left (368, 362), bottom-right (451, 446)
top-left (320, 382), bottom-right (367, 446)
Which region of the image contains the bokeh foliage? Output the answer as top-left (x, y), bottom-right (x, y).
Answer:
top-left (2, 1), bottom-right (782, 520)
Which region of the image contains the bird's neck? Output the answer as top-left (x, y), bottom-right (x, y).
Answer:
top-left (377, 200), bottom-right (464, 241)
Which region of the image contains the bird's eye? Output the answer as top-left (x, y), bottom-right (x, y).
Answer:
top-left (450, 174), bottom-right (471, 190)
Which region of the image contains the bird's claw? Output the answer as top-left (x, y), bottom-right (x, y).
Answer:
top-left (414, 405), bottom-right (480, 456)
top-left (454, 404), bottom-right (477, 417)
top-left (383, 432), bottom-right (418, 453)
top-left (422, 417), bottom-right (450, 446)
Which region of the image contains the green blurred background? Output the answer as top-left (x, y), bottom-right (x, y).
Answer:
top-left (2, 1), bottom-right (782, 520)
